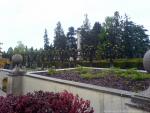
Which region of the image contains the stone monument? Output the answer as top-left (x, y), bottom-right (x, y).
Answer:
top-left (143, 50), bottom-right (150, 73)
top-left (76, 28), bottom-right (82, 60)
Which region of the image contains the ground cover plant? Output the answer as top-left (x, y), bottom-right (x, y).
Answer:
top-left (43, 66), bottom-right (150, 92)
top-left (0, 91), bottom-right (94, 113)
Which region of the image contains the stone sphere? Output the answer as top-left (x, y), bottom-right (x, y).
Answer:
top-left (12, 54), bottom-right (23, 64)
top-left (143, 50), bottom-right (150, 72)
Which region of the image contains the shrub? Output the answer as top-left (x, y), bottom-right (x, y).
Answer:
top-left (110, 68), bottom-right (150, 80)
top-left (48, 68), bottom-right (60, 75)
top-left (75, 65), bottom-right (91, 74)
top-left (0, 91), bottom-right (94, 113)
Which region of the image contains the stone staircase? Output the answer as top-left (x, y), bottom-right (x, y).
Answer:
top-left (126, 94), bottom-right (150, 112)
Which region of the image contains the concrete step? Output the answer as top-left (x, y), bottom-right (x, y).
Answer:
top-left (126, 94), bottom-right (150, 112)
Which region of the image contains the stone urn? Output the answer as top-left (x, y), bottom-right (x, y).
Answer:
top-left (11, 54), bottom-right (25, 75)
top-left (143, 50), bottom-right (150, 73)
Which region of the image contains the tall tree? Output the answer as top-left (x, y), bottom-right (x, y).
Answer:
top-left (80, 14), bottom-right (91, 48)
top-left (14, 41), bottom-right (26, 54)
top-left (7, 47), bottom-right (14, 60)
top-left (91, 22), bottom-right (102, 46)
top-left (122, 15), bottom-right (150, 58)
top-left (98, 11), bottom-right (122, 66)
top-left (54, 22), bottom-right (66, 50)
top-left (43, 29), bottom-right (49, 50)
top-left (66, 26), bottom-right (76, 49)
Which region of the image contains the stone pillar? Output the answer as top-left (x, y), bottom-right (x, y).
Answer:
top-left (77, 29), bottom-right (82, 60)
top-left (7, 54), bottom-right (26, 95)
top-left (7, 73), bottom-right (23, 95)
top-left (0, 70), bottom-right (23, 96)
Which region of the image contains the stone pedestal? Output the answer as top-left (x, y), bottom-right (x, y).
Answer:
top-left (3, 72), bottom-right (23, 95)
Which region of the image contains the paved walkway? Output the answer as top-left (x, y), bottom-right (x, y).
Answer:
top-left (0, 89), bottom-right (6, 97)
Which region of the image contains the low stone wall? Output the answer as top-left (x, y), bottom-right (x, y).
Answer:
top-left (22, 72), bottom-right (148, 113)
top-left (0, 69), bottom-right (149, 113)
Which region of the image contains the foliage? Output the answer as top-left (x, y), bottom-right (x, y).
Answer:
top-left (74, 66), bottom-right (150, 80)
top-left (75, 65), bottom-right (91, 74)
top-left (66, 26), bottom-right (77, 49)
top-left (0, 91), bottom-right (94, 113)
top-left (98, 11), bottom-right (150, 63)
top-left (14, 41), bottom-right (26, 54)
top-left (76, 58), bottom-right (143, 69)
top-left (48, 68), bottom-right (60, 75)
top-left (43, 29), bottom-right (49, 50)
top-left (54, 22), bottom-right (67, 50)
top-left (2, 11), bottom-right (150, 69)
top-left (113, 68), bottom-right (150, 80)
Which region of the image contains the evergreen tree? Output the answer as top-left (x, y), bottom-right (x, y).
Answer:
top-left (80, 14), bottom-right (91, 49)
top-left (7, 47), bottom-right (14, 60)
top-left (54, 22), bottom-right (66, 50)
top-left (98, 11), bottom-right (122, 65)
top-left (66, 26), bottom-right (76, 49)
top-left (122, 15), bottom-right (150, 58)
top-left (43, 29), bottom-right (49, 50)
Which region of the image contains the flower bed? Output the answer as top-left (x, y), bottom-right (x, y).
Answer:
top-left (35, 67), bottom-right (150, 92)
top-left (0, 91), bottom-right (93, 113)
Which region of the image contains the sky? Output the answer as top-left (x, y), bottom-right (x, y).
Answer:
top-left (0, 0), bottom-right (150, 51)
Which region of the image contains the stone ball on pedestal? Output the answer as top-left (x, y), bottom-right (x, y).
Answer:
top-left (143, 50), bottom-right (150, 73)
top-left (12, 54), bottom-right (23, 65)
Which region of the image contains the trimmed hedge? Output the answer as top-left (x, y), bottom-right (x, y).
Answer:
top-left (46, 58), bottom-right (143, 69)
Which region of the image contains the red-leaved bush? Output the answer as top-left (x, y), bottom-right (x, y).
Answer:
top-left (0, 91), bottom-right (94, 113)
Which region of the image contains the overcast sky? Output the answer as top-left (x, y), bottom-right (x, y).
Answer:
top-left (0, 0), bottom-right (150, 51)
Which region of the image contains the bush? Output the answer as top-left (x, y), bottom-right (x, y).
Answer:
top-left (48, 68), bottom-right (60, 75)
top-left (78, 58), bottom-right (143, 69)
top-left (46, 58), bottom-right (143, 69)
top-left (114, 58), bottom-right (143, 69)
top-left (0, 91), bottom-right (94, 113)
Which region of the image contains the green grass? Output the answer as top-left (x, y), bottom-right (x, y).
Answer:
top-left (48, 66), bottom-right (150, 80)
top-left (48, 68), bottom-right (60, 75)
top-left (75, 66), bottom-right (150, 80)
top-left (114, 68), bottom-right (150, 80)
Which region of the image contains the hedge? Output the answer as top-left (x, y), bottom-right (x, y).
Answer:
top-left (46, 58), bottom-right (143, 70)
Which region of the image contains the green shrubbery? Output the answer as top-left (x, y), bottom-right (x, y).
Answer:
top-left (76, 58), bottom-right (143, 69)
top-left (74, 66), bottom-right (150, 80)
top-left (46, 58), bottom-right (143, 70)
top-left (114, 68), bottom-right (150, 80)
top-left (48, 68), bottom-right (60, 75)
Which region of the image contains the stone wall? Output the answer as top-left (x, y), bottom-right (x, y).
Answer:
top-left (0, 69), bottom-right (149, 113)
top-left (22, 72), bottom-right (148, 113)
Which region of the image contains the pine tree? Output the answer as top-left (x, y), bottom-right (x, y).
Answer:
top-left (54, 22), bottom-right (66, 50)
top-left (43, 29), bottom-right (49, 50)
